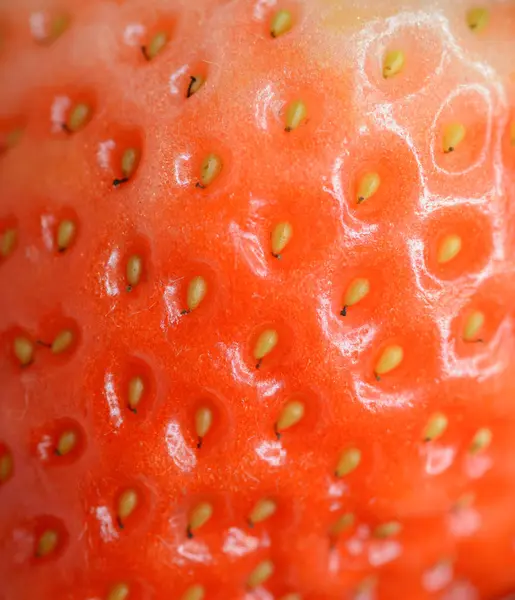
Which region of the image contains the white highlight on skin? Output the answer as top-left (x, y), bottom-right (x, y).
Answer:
top-left (103, 249), bottom-right (120, 297)
top-left (229, 221), bottom-right (269, 279)
top-left (37, 435), bottom-right (53, 461)
top-left (92, 506), bottom-right (119, 542)
top-left (177, 539), bottom-right (212, 563)
top-left (165, 421), bottom-right (197, 473)
top-left (422, 444), bottom-right (456, 475)
top-left (429, 85), bottom-right (493, 176)
top-left (29, 11), bottom-right (47, 41)
top-left (40, 215), bottom-right (56, 251)
top-left (368, 540), bottom-right (402, 567)
top-left (448, 506), bottom-right (481, 538)
top-left (161, 279), bottom-right (183, 333)
top-left (104, 372), bottom-right (122, 428)
top-left (97, 139), bottom-right (116, 170)
top-left (173, 153), bottom-right (192, 187)
top-left (423, 562), bottom-right (453, 593)
top-left (253, 0), bottom-right (277, 21)
top-left (222, 527), bottom-right (261, 557)
top-left (465, 453), bottom-right (492, 479)
top-left (123, 23), bottom-right (146, 46)
top-left (169, 65), bottom-right (189, 95)
top-left (254, 83), bottom-right (284, 132)
top-left (50, 96), bottom-right (71, 133)
top-left (219, 342), bottom-right (283, 397)
top-left (442, 580), bottom-right (479, 600)
top-left (255, 440), bottom-right (286, 467)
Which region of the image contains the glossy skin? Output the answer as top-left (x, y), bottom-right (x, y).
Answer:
top-left (1, 1), bottom-right (515, 599)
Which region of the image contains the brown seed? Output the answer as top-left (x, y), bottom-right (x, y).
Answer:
top-left (187, 75), bottom-right (205, 98)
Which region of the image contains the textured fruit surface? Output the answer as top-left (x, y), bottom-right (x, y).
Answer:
top-left (1, 0), bottom-right (515, 599)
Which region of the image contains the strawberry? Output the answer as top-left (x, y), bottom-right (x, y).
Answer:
top-left (1, 1), bottom-right (515, 599)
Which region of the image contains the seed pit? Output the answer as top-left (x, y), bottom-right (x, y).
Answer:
top-left (31, 418), bottom-right (86, 466)
top-left (97, 128), bottom-right (143, 187)
top-left (139, 15), bottom-right (175, 62)
top-left (38, 317), bottom-right (80, 360)
top-left (31, 515), bottom-right (68, 562)
top-left (249, 322), bottom-right (293, 370)
top-left (425, 208), bottom-right (493, 281)
top-left (114, 483), bottom-right (150, 530)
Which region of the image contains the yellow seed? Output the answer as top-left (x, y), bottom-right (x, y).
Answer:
top-left (280, 595), bottom-right (302, 600)
top-left (453, 492), bottom-right (475, 510)
top-left (66, 103), bottom-right (91, 132)
top-left (357, 172), bottom-right (381, 204)
top-left (437, 234), bottom-right (462, 264)
top-left (423, 412), bottom-right (448, 442)
top-left (335, 447), bottom-right (361, 477)
top-left (56, 219), bottom-right (76, 251)
top-left (186, 276), bottom-right (207, 311)
top-left (383, 49), bottom-right (405, 78)
top-left (13, 336), bottom-right (34, 366)
top-left (249, 498), bottom-right (277, 525)
top-left (195, 406), bottom-right (213, 440)
top-left (121, 148), bottom-right (139, 179)
top-left (56, 430), bottom-right (77, 456)
top-left (343, 278), bottom-right (370, 310)
top-left (0, 451), bottom-right (13, 483)
top-left (199, 153), bottom-right (222, 187)
top-left (36, 529), bottom-right (58, 557)
top-left (145, 31), bottom-right (168, 60)
top-left (510, 120), bottom-right (515, 146)
top-left (126, 254), bottom-right (143, 288)
top-left (49, 14), bottom-right (69, 42)
top-left (5, 128), bottom-right (23, 149)
top-left (187, 75), bottom-right (205, 98)
top-left (285, 99), bottom-right (307, 132)
top-left (0, 228), bottom-right (16, 257)
top-left (128, 376), bottom-right (144, 412)
top-left (276, 400), bottom-right (305, 432)
top-left (375, 345), bottom-right (404, 377)
top-left (463, 310), bottom-right (485, 342)
top-left (51, 329), bottom-right (74, 354)
top-left (253, 329), bottom-right (279, 365)
top-left (107, 583), bottom-right (130, 600)
top-left (443, 123), bottom-right (466, 153)
top-left (270, 9), bottom-right (293, 38)
top-left (330, 512), bottom-right (355, 536)
top-left (466, 7), bottom-right (490, 32)
top-left (373, 521), bottom-right (402, 539)
top-left (271, 221), bottom-right (293, 257)
top-left (188, 502), bottom-right (213, 534)
top-left (469, 427), bottom-right (492, 454)
top-left (181, 585), bottom-right (205, 600)
top-left (117, 488), bottom-right (138, 524)
top-left (247, 559), bottom-right (274, 589)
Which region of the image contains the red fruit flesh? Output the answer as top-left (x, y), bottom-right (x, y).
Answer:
top-left (1, 1), bottom-right (515, 599)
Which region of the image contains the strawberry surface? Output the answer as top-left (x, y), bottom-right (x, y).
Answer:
top-left (1, 0), bottom-right (515, 599)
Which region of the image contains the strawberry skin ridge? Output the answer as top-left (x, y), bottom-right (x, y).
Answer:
top-left (1, 1), bottom-right (515, 599)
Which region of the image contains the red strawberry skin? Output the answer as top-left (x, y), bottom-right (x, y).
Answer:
top-left (1, 1), bottom-right (515, 599)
